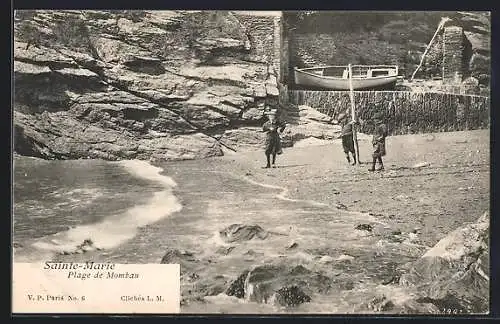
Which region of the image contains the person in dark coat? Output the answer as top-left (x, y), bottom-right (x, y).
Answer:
top-left (337, 113), bottom-right (356, 165)
top-left (369, 112), bottom-right (388, 172)
top-left (262, 110), bottom-right (286, 168)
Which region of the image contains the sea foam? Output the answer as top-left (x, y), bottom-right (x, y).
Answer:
top-left (29, 160), bottom-right (182, 256)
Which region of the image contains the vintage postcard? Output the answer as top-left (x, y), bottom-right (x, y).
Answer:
top-left (12, 10), bottom-right (490, 314)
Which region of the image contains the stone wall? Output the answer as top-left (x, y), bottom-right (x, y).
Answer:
top-left (279, 17), bottom-right (290, 84)
top-left (234, 12), bottom-right (279, 67)
top-left (272, 16), bottom-right (282, 77)
top-left (287, 90), bottom-right (490, 135)
top-left (443, 26), bottom-right (465, 83)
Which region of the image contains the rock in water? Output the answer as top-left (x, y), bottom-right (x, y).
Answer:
top-left (219, 224), bottom-right (270, 243)
top-left (368, 295), bottom-right (395, 312)
top-left (226, 270), bottom-right (249, 298)
top-left (336, 254), bottom-right (355, 262)
top-left (216, 246), bottom-right (236, 255)
top-left (335, 203), bottom-right (348, 210)
top-left (189, 272), bottom-right (200, 280)
top-left (184, 275), bottom-right (229, 302)
top-left (273, 286), bottom-right (311, 307)
top-left (355, 224), bottom-right (373, 232)
top-left (161, 249), bottom-right (195, 263)
top-left (160, 248), bottom-right (196, 274)
top-left (399, 211), bottom-right (489, 314)
top-left (226, 263), bottom-right (331, 306)
top-left (317, 255), bottom-right (334, 263)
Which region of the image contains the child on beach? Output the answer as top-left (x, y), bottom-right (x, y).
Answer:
top-left (262, 110), bottom-right (286, 168)
top-left (337, 113), bottom-right (356, 165)
top-left (369, 112), bottom-right (388, 172)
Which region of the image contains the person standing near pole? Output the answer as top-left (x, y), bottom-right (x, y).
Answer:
top-left (368, 112), bottom-right (388, 172)
top-left (337, 113), bottom-right (356, 165)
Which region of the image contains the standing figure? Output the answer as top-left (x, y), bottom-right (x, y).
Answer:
top-left (262, 110), bottom-right (286, 168)
top-left (337, 113), bottom-right (356, 165)
top-left (369, 112), bottom-right (388, 172)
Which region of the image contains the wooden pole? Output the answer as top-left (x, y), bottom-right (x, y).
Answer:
top-left (410, 17), bottom-right (451, 82)
top-left (348, 64), bottom-right (361, 165)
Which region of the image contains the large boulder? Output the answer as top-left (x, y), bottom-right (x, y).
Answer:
top-left (283, 122), bottom-right (342, 144)
top-left (218, 127), bottom-right (266, 152)
top-left (398, 211), bottom-right (490, 314)
top-left (218, 224), bottom-right (270, 244)
top-left (226, 263), bottom-right (333, 307)
top-left (279, 104), bottom-right (342, 147)
top-left (297, 105), bottom-right (333, 124)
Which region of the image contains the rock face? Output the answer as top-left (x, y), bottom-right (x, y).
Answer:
top-left (398, 211), bottom-right (489, 314)
top-left (13, 10), bottom-right (287, 161)
top-left (280, 105), bottom-right (342, 147)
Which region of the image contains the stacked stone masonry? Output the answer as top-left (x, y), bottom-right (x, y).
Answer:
top-left (234, 13), bottom-right (279, 66)
top-left (272, 16), bottom-right (282, 77)
top-left (443, 26), bottom-right (465, 84)
top-left (287, 90), bottom-right (490, 135)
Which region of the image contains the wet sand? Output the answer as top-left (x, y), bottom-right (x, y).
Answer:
top-left (210, 129), bottom-right (490, 247)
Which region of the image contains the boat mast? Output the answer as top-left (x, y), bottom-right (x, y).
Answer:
top-left (348, 64), bottom-right (361, 165)
top-left (410, 17), bottom-right (451, 82)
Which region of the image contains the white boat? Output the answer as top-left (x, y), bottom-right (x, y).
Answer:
top-left (293, 65), bottom-right (400, 90)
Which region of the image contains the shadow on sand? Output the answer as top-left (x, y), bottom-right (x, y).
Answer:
top-left (261, 164), bottom-right (311, 169)
top-left (275, 164), bottom-right (311, 169)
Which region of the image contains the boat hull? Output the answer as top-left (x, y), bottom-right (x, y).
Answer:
top-left (294, 68), bottom-right (398, 91)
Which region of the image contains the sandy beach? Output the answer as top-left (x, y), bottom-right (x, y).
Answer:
top-left (199, 129), bottom-right (489, 247)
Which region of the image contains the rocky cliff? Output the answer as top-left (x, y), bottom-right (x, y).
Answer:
top-left (14, 10), bottom-right (338, 161)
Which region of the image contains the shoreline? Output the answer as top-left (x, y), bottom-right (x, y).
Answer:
top-left (13, 159), bottom-right (182, 263)
top-left (13, 129), bottom-right (490, 254)
top-left (13, 129), bottom-right (490, 256)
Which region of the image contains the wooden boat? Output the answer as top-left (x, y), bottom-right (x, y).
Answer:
top-left (293, 65), bottom-right (400, 90)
